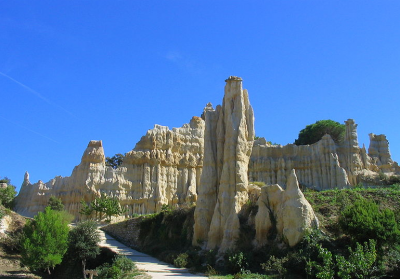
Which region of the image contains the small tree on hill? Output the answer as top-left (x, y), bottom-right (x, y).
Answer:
top-left (68, 220), bottom-right (101, 279)
top-left (339, 198), bottom-right (400, 247)
top-left (21, 207), bottom-right (70, 274)
top-left (81, 194), bottom-right (125, 221)
top-left (105, 153), bottom-right (124, 169)
top-left (294, 120), bottom-right (345, 145)
top-left (48, 196), bottom-right (64, 211)
top-left (0, 177), bottom-right (17, 209)
top-left (80, 199), bottom-right (94, 219)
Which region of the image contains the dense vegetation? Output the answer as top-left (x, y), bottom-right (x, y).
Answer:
top-left (80, 193), bottom-right (126, 222)
top-left (105, 153), bottom-right (125, 169)
top-left (21, 207), bottom-right (70, 274)
top-left (104, 185), bottom-right (400, 278)
top-left (0, 195), bottom-right (141, 279)
top-left (294, 119), bottom-right (345, 145)
top-left (0, 177), bottom-right (17, 209)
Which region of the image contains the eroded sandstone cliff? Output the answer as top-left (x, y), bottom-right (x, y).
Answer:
top-left (14, 77), bottom-right (399, 232)
top-left (193, 76), bottom-right (255, 252)
top-left (15, 117), bottom-right (204, 218)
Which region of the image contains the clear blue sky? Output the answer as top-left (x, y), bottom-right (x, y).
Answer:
top-left (2, 1), bottom-right (400, 192)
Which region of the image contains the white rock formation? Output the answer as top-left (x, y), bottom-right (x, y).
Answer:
top-left (249, 118), bottom-right (400, 189)
top-left (254, 169), bottom-right (318, 247)
top-left (15, 117), bottom-right (204, 218)
top-left (14, 77), bottom-right (400, 234)
top-left (193, 76), bottom-right (255, 252)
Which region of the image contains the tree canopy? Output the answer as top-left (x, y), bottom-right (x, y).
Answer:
top-left (21, 207), bottom-right (70, 274)
top-left (48, 196), bottom-right (64, 211)
top-left (0, 177), bottom-right (17, 209)
top-left (68, 220), bottom-right (101, 279)
top-left (105, 153), bottom-right (124, 169)
top-left (294, 120), bottom-right (345, 145)
top-left (80, 193), bottom-right (125, 221)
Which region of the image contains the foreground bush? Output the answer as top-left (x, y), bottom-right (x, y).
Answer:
top-left (96, 255), bottom-right (139, 279)
top-left (339, 198), bottom-right (400, 246)
top-left (68, 220), bottom-right (101, 279)
top-left (21, 207), bottom-right (70, 274)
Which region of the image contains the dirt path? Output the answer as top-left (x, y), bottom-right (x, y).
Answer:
top-left (98, 230), bottom-right (207, 279)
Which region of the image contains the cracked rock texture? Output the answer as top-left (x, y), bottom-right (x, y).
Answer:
top-left (15, 77), bottom-right (400, 245)
top-left (193, 76), bottom-right (255, 252)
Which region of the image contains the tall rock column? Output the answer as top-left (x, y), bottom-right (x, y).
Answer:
top-left (193, 76), bottom-right (255, 252)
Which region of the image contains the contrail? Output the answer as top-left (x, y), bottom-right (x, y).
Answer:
top-left (0, 71), bottom-right (77, 118)
top-left (0, 115), bottom-right (59, 143)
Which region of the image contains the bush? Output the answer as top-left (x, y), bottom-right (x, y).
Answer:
top-left (68, 220), bottom-right (101, 278)
top-left (96, 255), bottom-right (138, 279)
top-left (48, 196), bottom-right (64, 211)
top-left (339, 198), bottom-right (400, 246)
top-left (294, 119), bottom-right (345, 145)
top-left (21, 207), bottom-right (70, 274)
top-left (261, 255), bottom-right (288, 277)
top-left (225, 251), bottom-right (248, 274)
top-left (0, 182), bottom-right (17, 209)
top-left (307, 239), bottom-right (378, 279)
top-left (336, 239), bottom-right (377, 279)
top-left (174, 253), bottom-right (189, 268)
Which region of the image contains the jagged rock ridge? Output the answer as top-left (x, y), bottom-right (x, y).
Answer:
top-left (14, 77), bottom-right (400, 229)
top-left (15, 117), bottom-right (204, 218)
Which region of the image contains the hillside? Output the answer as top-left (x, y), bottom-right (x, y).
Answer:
top-left (103, 185), bottom-right (400, 278)
top-left (0, 206), bottom-right (40, 278)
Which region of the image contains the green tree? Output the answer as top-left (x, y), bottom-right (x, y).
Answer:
top-left (48, 196), bottom-right (64, 211)
top-left (83, 194), bottom-right (125, 221)
top-left (68, 220), bottom-right (101, 279)
top-left (105, 153), bottom-right (124, 169)
top-left (339, 198), bottom-right (400, 246)
top-left (21, 207), bottom-right (70, 274)
top-left (96, 255), bottom-right (138, 279)
top-left (80, 199), bottom-right (94, 218)
top-left (294, 120), bottom-right (345, 145)
top-left (0, 177), bottom-right (17, 209)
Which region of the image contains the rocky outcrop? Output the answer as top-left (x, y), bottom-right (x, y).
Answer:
top-left (249, 134), bottom-right (351, 190)
top-left (193, 76), bottom-right (255, 252)
top-left (254, 169), bottom-right (318, 247)
top-left (14, 77), bottom-right (400, 228)
top-left (249, 118), bottom-right (400, 190)
top-left (368, 133), bottom-right (394, 173)
top-left (15, 118), bottom-right (204, 218)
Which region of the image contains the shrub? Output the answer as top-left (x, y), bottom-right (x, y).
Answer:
top-left (294, 119), bottom-right (345, 145)
top-left (336, 239), bottom-right (377, 279)
top-left (339, 198), bottom-right (400, 246)
top-left (174, 253), bottom-right (188, 268)
top-left (225, 251), bottom-right (248, 274)
top-left (0, 183), bottom-right (17, 209)
top-left (306, 243), bottom-right (335, 279)
top-left (68, 220), bottom-right (101, 278)
top-left (261, 255), bottom-right (288, 277)
top-left (21, 207), bottom-right (70, 274)
top-left (307, 240), bottom-right (378, 279)
top-left (48, 196), bottom-right (64, 211)
top-left (96, 255), bottom-right (138, 279)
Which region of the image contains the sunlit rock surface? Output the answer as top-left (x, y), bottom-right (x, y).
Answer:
top-left (193, 76), bottom-right (255, 252)
top-left (15, 78), bottom-right (399, 230)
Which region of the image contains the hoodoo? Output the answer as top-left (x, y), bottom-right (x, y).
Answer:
top-left (193, 76), bottom-right (255, 251)
top-left (14, 76), bottom-right (400, 248)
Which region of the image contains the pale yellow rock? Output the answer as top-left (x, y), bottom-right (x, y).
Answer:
top-left (15, 118), bottom-right (205, 219)
top-left (281, 169), bottom-right (319, 246)
top-left (193, 76), bottom-right (255, 252)
top-left (14, 78), bottom-right (400, 230)
top-left (254, 169), bottom-right (318, 248)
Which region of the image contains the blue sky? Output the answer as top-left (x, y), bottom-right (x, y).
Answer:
top-left (1, 1), bottom-right (400, 192)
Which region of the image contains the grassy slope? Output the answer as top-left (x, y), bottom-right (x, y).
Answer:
top-left (304, 185), bottom-right (400, 238)
top-left (119, 185), bottom-right (400, 278)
